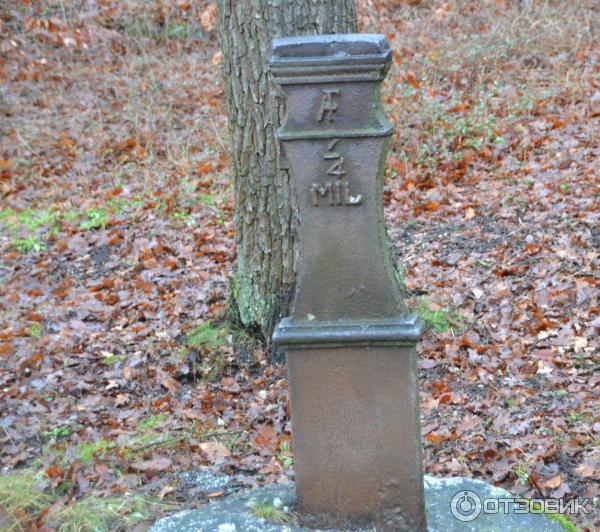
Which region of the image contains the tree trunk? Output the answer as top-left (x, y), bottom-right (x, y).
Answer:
top-left (217, 0), bottom-right (357, 342)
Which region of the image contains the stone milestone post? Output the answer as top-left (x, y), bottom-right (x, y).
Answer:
top-left (270, 35), bottom-right (426, 531)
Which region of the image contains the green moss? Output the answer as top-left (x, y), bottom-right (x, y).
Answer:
top-left (545, 512), bottom-right (578, 532)
top-left (76, 439), bottom-right (116, 463)
top-left (529, 501), bottom-right (579, 532)
top-left (231, 268), bottom-right (271, 335)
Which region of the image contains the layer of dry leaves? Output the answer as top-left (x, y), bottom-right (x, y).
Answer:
top-left (1, 0), bottom-right (598, 530)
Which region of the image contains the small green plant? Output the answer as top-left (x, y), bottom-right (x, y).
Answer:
top-left (14, 236), bottom-right (46, 253)
top-left (251, 498), bottom-right (296, 525)
top-left (277, 440), bottom-right (294, 469)
top-left (27, 323), bottom-right (43, 339)
top-left (80, 208), bottom-right (110, 230)
top-left (416, 298), bottom-right (461, 334)
top-left (513, 463), bottom-right (529, 486)
top-left (42, 426), bottom-right (72, 440)
top-left (102, 353), bottom-right (125, 365)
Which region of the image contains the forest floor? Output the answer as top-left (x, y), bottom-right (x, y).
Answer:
top-left (1, 0), bottom-right (598, 530)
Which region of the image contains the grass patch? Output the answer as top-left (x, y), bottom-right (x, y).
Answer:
top-left (107, 195), bottom-right (144, 215)
top-left (121, 14), bottom-right (202, 42)
top-left (138, 413), bottom-right (167, 431)
top-left (122, 432), bottom-right (181, 458)
top-left (1, 208), bottom-right (56, 252)
top-left (165, 23), bottom-right (197, 40)
top-left (51, 494), bottom-right (156, 532)
top-left (72, 420), bottom-right (180, 462)
top-left (0, 469), bottom-right (172, 531)
top-left (0, 470), bottom-right (54, 526)
top-left (399, 91), bottom-right (504, 173)
top-left (0, 187), bottom-right (223, 254)
top-left (0, 206), bottom-right (68, 253)
top-left (250, 498), bottom-right (296, 525)
top-left (416, 298), bottom-right (462, 334)
top-left (185, 322), bottom-right (228, 352)
top-left (15, 208), bottom-right (58, 232)
top-left (178, 321), bottom-right (232, 381)
top-left (118, 415), bottom-right (184, 457)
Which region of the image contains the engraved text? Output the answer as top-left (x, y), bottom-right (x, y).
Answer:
top-left (310, 182), bottom-right (362, 206)
top-left (316, 89), bottom-right (340, 123)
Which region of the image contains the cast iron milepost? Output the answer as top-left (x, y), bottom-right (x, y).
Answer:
top-left (271, 34), bottom-right (427, 531)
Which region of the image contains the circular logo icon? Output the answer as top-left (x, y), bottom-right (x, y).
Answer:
top-left (450, 490), bottom-right (482, 522)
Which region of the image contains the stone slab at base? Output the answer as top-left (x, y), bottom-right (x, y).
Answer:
top-left (150, 475), bottom-right (567, 532)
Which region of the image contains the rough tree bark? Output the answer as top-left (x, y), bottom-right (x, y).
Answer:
top-left (217, 1), bottom-right (357, 342)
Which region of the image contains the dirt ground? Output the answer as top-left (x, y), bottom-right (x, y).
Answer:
top-left (1, 1), bottom-right (598, 530)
